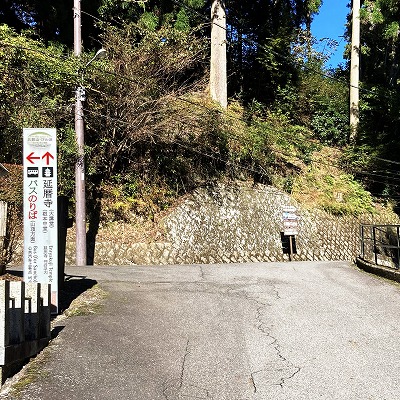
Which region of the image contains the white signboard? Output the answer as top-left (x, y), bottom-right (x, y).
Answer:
top-left (23, 128), bottom-right (58, 312)
top-left (283, 206), bottom-right (299, 236)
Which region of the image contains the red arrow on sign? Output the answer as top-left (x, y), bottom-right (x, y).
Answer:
top-left (26, 152), bottom-right (40, 164)
top-left (42, 152), bottom-right (54, 165)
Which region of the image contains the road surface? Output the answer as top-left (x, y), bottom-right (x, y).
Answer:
top-left (1, 261), bottom-right (399, 399)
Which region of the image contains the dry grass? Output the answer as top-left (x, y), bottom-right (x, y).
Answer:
top-left (291, 147), bottom-right (378, 215)
top-left (64, 284), bottom-right (108, 317)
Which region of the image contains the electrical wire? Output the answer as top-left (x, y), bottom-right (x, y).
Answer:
top-left (80, 104), bottom-right (400, 194)
top-left (0, 1), bottom-right (391, 99)
top-left (3, 8), bottom-right (400, 196)
top-left (80, 10), bottom-right (104, 24)
top-left (81, 107), bottom-right (270, 181)
top-left (171, 0), bottom-right (388, 98)
top-left (0, 5), bottom-right (382, 99)
top-left (4, 36), bottom-right (400, 190)
top-left (0, 40), bottom-right (72, 63)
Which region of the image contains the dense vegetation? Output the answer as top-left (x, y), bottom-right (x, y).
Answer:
top-left (1, 0), bottom-right (399, 231)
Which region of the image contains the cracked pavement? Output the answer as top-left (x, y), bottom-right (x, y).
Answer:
top-left (2, 261), bottom-right (400, 399)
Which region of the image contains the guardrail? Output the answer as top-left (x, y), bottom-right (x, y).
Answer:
top-left (0, 281), bottom-right (51, 383)
top-left (360, 224), bottom-right (400, 269)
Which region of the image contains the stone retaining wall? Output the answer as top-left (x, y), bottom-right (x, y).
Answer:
top-left (64, 182), bottom-right (382, 265)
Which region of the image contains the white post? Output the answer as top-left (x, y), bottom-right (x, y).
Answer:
top-left (350, 0), bottom-right (360, 143)
top-left (210, 0), bottom-right (227, 109)
top-left (0, 202), bottom-right (6, 239)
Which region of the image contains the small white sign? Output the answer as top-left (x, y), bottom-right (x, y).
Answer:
top-left (283, 228), bottom-right (298, 236)
top-left (23, 128), bottom-right (58, 312)
top-left (283, 206), bottom-right (299, 236)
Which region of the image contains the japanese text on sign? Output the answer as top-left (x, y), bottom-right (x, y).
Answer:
top-left (282, 206), bottom-right (299, 236)
top-left (23, 128), bottom-right (58, 312)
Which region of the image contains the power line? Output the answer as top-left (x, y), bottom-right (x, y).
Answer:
top-left (81, 103), bottom-right (400, 193)
top-left (1, 1), bottom-right (390, 100)
top-left (0, 40), bottom-right (71, 63)
top-left (4, 35), bottom-right (400, 185)
top-left (375, 157), bottom-right (400, 166)
top-left (171, 0), bottom-right (386, 98)
top-left (3, 14), bottom-right (400, 194)
top-left (355, 170), bottom-right (400, 184)
top-left (0, 7), bottom-right (384, 100)
top-left (80, 59), bottom-right (400, 183)
top-left (80, 10), bottom-right (104, 24)
top-left (82, 106), bottom-right (270, 180)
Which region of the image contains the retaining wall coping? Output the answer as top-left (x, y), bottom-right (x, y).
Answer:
top-left (356, 257), bottom-right (400, 283)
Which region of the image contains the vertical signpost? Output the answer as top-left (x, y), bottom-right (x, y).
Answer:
top-left (283, 206), bottom-right (299, 261)
top-left (23, 128), bottom-right (58, 313)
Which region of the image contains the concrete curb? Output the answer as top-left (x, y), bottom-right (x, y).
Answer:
top-left (356, 257), bottom-right (400, 283)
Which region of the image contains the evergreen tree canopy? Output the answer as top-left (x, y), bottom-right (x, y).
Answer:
top-left (0, 0), bottom-right (102, 47)
top-left (226, 0), bottom-right (322, 103)
top-left (1, 0), bottom-right (323, 104)
top-left (357, 0), bottom-right (400, 150)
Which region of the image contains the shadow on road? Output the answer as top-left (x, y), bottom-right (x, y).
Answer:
top-left (58, 275), bottom-right (98, 313)
top-left (0, 270), bottom-right (98, 386)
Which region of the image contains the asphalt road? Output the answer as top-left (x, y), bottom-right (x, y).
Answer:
top-left (2, 261), bottom-right (400, 399)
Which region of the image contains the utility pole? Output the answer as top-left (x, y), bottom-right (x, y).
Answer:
top-left (350, 0), bottom-right (360, 143)
top-left (210, 0), bottom-right (227, 109)
top-left (74, 0), bottom-right (87, 266)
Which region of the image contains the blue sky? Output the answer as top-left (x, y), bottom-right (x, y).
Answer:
top-left (311, 0), bottom-right (350, 67)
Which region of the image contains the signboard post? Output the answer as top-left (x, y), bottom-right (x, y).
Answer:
top-left (282, 206), bottom-right (299, 261)
top-left (23, 128), bottom-right (58, 313)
